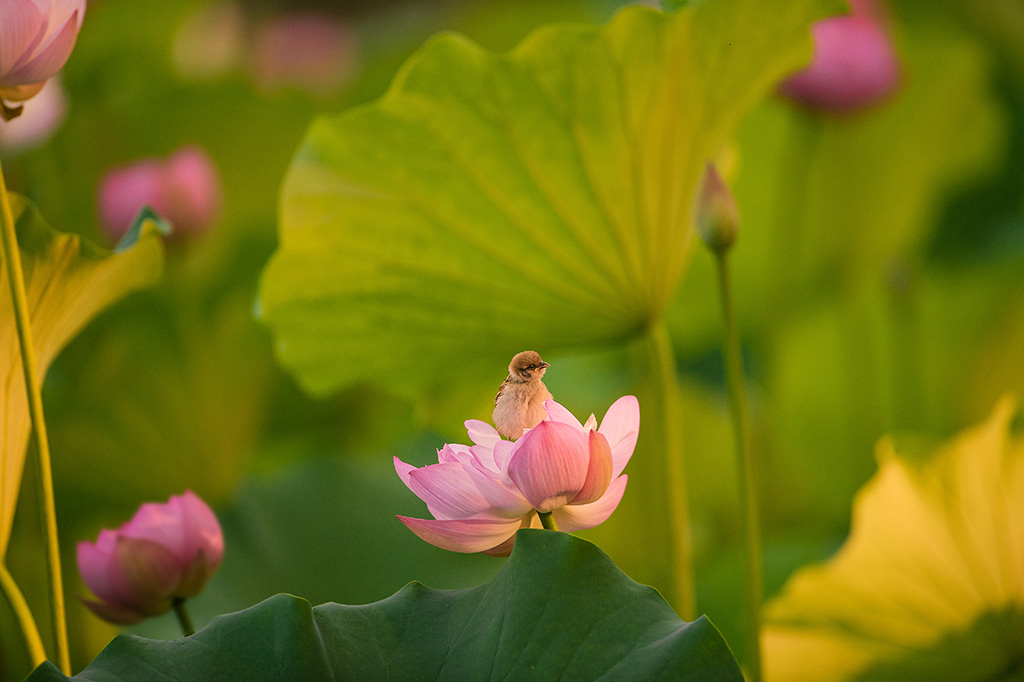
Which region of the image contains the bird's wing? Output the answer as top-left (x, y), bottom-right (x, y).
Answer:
top-left (495, 375), bottom-right (511, 404)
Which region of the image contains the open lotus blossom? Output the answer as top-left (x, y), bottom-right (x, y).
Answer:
top-left (779, 0), bottom-right (900, 113)
top-left (396, 396), bottom-right (638, 556)
top-left (98, 145), bottom-right (222, 244)
top-left (0, 0), bottom-right (85, 120)
top-left (76, 490), bottom-right (224, 625)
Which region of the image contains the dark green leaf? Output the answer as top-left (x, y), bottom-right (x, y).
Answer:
top-left (32, 531), bottom-right (742, 681)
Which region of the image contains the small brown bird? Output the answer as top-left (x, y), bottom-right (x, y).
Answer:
top-left (493, 351), bottom-right (553, 440)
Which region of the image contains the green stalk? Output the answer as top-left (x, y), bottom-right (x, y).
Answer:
top-left (0, 563), bottom-right (46, 669)
top-left (648, 321), bottom-right (697, 621)
top-left (0, 158), bottom-right (71, 674)
top-left (173, 598), bottom-right (195, 637)
top-left (538, 511), bottom-right (558, 531)
top-left (713, 251), bottom-right (763, 682)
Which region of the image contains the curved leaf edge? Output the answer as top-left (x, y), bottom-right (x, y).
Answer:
top-left (30, 530), bottom-right (742, 681)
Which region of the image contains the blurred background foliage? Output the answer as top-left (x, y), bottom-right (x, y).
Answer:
top-left (0, 0), bottom-right (1021, 679)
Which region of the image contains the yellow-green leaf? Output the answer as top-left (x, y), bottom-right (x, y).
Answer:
top-left (259, 0), bottom-right (842, 409)
top-left (763, 397), bottom-right (1024, 682)
top-left (0, 195), bottom-right (164, 557)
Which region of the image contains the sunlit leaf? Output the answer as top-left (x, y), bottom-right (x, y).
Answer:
top-left (0, 196), bottom-right (164, 557)
top-left (762, 397), bottom-right (1024, 682)
top-left (32, 530), bottom-right (743, 681)
top-left (260, 0), bottom-right (841, 410)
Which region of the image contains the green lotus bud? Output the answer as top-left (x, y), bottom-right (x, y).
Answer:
top-left (695, 163), bottom-right (739, 254)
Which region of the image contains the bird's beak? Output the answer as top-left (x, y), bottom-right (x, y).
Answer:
top-left (539, 362), bottom-right (550, 369)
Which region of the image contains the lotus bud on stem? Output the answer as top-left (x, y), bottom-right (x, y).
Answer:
top-left (77, 491), bottom-right (224, 635)
top-left (696, 163), bottom-right (739, 255)
top-left (173, 598), bottom-right (196, 637)
top-left (697, 163), bottom-right (763, 682)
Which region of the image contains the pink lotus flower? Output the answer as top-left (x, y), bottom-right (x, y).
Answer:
top-left (780, 0), bottom-right (900, 113)
top-left (98, 146), bottom-right (222, 244)
top-left (0, 0), bottom-right (85, 119)
top-left (396, 396), bottom-right (638, 556)
top-left (76, 491), bottom-right (224, 625)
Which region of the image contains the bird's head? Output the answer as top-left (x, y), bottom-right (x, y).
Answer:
top-left (509, 350), bottom-right (549, 381)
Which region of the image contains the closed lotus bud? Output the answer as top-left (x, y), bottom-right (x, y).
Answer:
top-left (76, 491), bottom-right (224, 625)
top-left (780, 0), bottom-right (900, 113)
top-left (163, 147), bottom-right (222, 237)
top-left (695, 163), bottom-right (739, 254)
top-left (0, 0), bottom-right (85, 120)
top-left (98, 146), bottom-right (222, 245)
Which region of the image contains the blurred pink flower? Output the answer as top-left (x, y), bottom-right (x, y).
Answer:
top-left (780, 0), bottom-right (900, 113)
top-left (98, 146), bottom-right (222, 244)
top-left (0, 0), bottom-right (85, 119)
top-left (76, 491), bottom-right (224, 625)
top-left (0, 76), bottom-right (67, 152)
top-left (249, 12), bottom-right (357, 96)
top-left (396, 396), bottom-right (638, 556)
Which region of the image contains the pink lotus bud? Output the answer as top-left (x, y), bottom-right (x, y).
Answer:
top-left (695, 163), bottom-right (739, 254)
top-left (780, 0), bottom-right (900, 113)
top-left (98, 160), bottom-right (167, 242)
top-left (396, 396), bottom-right (638, 556)
top-left (98, 146), bottom-right (222, 245)
top-left (249, 12), bottom-right (358, 96)
top-left (77, 491), bottom-right (224, 625)
top-left (0, 0), bottom-right (85, 120)
top-left (0, 77), bottom-right (67, 153)
top-left (163, 147), bottom-right (222, 236)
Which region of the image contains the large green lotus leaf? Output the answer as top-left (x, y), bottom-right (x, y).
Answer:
top-left (668, 7), bottom-right (1005, 356)
top-left (762, 398), bottom-right (1024, 682)
top-left (260, 0), bottom-right (840, 406)
top-left (31, 530), bottom-right (743, 682)
top-left (0, 195), bottom-right (164, 557)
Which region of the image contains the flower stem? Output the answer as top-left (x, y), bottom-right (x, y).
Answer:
top-left (0, 564), bottom-right (46, 669)
top-left (0, 157), bottom-right (70, 675)
top-left (648, 321), bottom-right (697, 621)
top-left (173, 598), bottom-right (195, 637)
top-left (538, 511), bottom-right (558, 531)
top-left (713, 251), bottom-right (763, 682)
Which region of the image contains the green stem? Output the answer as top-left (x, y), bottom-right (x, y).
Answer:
top-left (648, 321), bottom-right (697, 621)
top-left (0, 564), bottom-right (46, 669)
top-left (0, 158), bottom-right (71, 675)
top-left (173, 597), bottom-right (195, 637)
top-left (713, 252), bottom-right (763, 682)
top-left (538, 511), bottom-right (558, 531)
